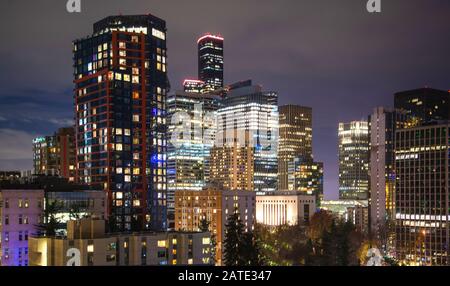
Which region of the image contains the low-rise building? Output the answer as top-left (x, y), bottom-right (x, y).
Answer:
top-left (255, 192), bottom-right (316, 226)
top-left (29, 218), bottom-right (212, 266)
top-left (0, 189), bottom-right (44, 266)
top-left (174, 187), bottom-right (256, 265)
top-left (0, 182), bottom-right (106, 266)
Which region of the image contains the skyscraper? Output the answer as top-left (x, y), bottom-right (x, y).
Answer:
top-left (394, 88), bottom-right (450, 124)
top-left (278, 105), bottom-right (313, 190)
top-left (33, 127), bottom-right (76, 181)
top-left (338, 121), bottom-right (369, 200)
top-left (209, 80), bottom-right (278, 192)
top-left (395, 123), bottom-right (450, 266)
top-left (368, 107), bottom-right (409, 248)
top-left (167, 90), bottom-right (220, 228)
top-left (73, 15), bottom-right (169, 231)
top-left (198, 34), bottom-right (224, 92)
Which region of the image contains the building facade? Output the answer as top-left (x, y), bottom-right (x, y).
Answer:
top-left (368, 107), bottom-right (411, 249)
top-left (73, 15), bottom-right (169, 231)
top-left (29, 218), bottom-right (212, 266)
top-left (338, 121), bottom-right (370, 200)
top-left (394, 123), bottom-right (450, 266)
top-left (174, 187), bottom-right (255, 265)
top-left (394, 88), bottom-right (450, 124)
top-left (255, 192), bottom-right (316, 226)
top-left (287, 157), bottom-right (323, 204)
top-left (198, 34), bottom-right (224, 92)
top-left (210, 81), bottom-right (279, 192)
top-left (167, 91), bottom-right (220, 229)
top-left (278, 105), bottom-right (313, 190)
top-left (33, 127), bottom-right (76, 181)
top-left (0, 189), bottom-right (44, 266)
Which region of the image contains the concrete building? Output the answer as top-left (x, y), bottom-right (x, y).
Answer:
top-left (368, 107), bottom-right (410, 250)
top-left (0, 183), bottom-right (106, 266)
top-left (0, 189), bottom-right (44, 266)
top-left (29, 218), bottom-right (212, 266)
top-left (174, 187), bottom-right (255, 265)
top-left (255, 192), bottom-right (316, 226)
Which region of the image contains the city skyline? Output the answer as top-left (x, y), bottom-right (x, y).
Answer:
top-left (1, 1), bottom-right (450, 199)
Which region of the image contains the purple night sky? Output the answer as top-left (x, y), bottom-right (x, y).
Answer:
top-left (0, 0), bottom-right (449, 199)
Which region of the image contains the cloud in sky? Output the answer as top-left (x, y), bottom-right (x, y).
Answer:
top-left (0, 129), bottom-right (37, 170)
top-left (1, 0), bottom-right (450, 198)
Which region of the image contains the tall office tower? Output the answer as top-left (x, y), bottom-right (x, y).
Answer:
top-left (394, 88), bottom-right (450, 124)
top-left (395, 123), bottom-right (450, 266)
top-left (198, 34), bottom-right (224, 92)
top-left (167, 90), bottom-right (220, 229)
top-left (287, 157), bottom-right (323, 204)
top-left (73, 15), bottom-right (169, 231)
top-left (32, 127), bottom-right (76, 181)
top-left (338, 121), bottom-right (370, 200)
top-left (210, 80), bottom-right (278, 192)
top-left (183, 79), bottom-right (205, 94)
top-left (278, 105), bottom-right (313, 190)
top-left (369, 107), bottom-right (410, 249)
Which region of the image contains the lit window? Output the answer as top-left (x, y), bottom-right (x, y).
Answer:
top-left (157, 240), bottom-right (166, 248)
top-left (87, 245), bottom-right (94, 253)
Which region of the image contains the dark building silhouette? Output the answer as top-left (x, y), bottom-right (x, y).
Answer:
top-left (394, 88), bottom-right (450, 124)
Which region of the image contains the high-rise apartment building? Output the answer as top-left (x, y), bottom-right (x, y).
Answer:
top-left (395, 123), bottom-right (450, 266)
top-left (278, 105), bottom-right (313, 190)
top-left (73, 15), bottom-right (169, 231)
top-left (33, 127), bottom-right (76, 181)
top-left (338, 121), bottom-right (370, 200)
top-left (167, 90), bottom-right (220, 228)
top-left (198, 34), bottom-right (224, 92)
top-left (209, 80), bottom-right (278, 192)
top-left (394, 88), bottom-right (449, 124)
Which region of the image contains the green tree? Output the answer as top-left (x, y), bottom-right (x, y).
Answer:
top-left (37, 200), bottom-right (63, 237)
top-left (223, 212), bottom-right (244, 266)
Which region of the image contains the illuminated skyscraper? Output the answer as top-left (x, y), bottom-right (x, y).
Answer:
top-left (395, 123), bottom-right (450, 266)
top-left (338, 121), bottom-right (369, 200)
top-left (209, 80), bottom-right (278, 192)
top-left (278, 105), bottom-right (313, 190)
top-left (33, 127), bottom-right (76, 181)
top-left (167, 90), bottom-right (220, 229)
top-left (198, 34), bottom-right (224, 92)
top-left (73, 15), bottom-right (169, 231)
